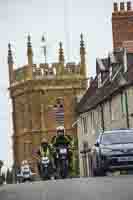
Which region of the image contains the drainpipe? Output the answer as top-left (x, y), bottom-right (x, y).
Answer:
top-left (100, 104), bottom-right (104, 131)
top-left (125, 91), bottom-right (130, 128)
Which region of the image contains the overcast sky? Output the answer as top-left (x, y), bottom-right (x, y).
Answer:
top-left (0, 0), bottom-right (118, 168)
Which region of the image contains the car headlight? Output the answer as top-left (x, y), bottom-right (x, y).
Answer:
top-left (101, 148), bottom-right (112, 154)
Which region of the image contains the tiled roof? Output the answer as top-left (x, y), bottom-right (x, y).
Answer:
top-left (76, 52), bottom-right (133, 115)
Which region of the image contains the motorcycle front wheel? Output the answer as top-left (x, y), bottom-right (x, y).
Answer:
top-left (60, 159), bottom-right (68, 179)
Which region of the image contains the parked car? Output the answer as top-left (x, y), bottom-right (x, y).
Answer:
top-left (89, 129), bottom-right (133, 176)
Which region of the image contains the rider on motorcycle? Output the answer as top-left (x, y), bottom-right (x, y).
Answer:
top-left (20, 160), bottom-right (32, 182)
top-left (21, 160), bottom-right (31, 172)
top-left (37, 138), bottom-right (54, 176)
top-left (51, 126), bottom-right (73, 171)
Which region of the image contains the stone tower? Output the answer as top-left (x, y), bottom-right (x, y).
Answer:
top-left (112, 1), bottom-right (133, 49)
top-left (8, 34), bottom-right (87, 172)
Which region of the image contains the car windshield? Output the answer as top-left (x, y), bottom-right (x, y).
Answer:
top-left (101, 132), bottom-right (133, 145)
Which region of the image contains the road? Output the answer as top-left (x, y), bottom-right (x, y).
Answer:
top-left (0, 176), bottom-right (133, 200)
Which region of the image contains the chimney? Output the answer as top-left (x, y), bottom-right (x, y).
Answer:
top-left (113, 2), bottom-right (118, 12)
top-left (127, 1), bottom-right (131, 11)
top-left (120, 2), bottom-right (125, 11)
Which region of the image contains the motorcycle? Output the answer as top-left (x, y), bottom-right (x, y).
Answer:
top-left (40, 156), bottom-right (51, 180)
top-left (55, 145), bottom-right (69, 179)
top-left (17, 164), bottom-right (33, 183)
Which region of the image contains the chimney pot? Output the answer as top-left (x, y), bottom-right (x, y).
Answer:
top-left (113, 2), bottom-right (118, 12)
top-left (120, 2), bottom-right (125, 11)
top-left (127, 1), bottom-right (131, 11)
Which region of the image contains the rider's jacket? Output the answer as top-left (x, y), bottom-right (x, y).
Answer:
top-left (51, 135), bottom-right (73, 148)
top-left (38, 143), bottom-right (52, 158)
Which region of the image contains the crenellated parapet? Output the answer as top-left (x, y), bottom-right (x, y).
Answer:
top-left (8, 34), bottom-right (87, 86)
top-left (13, 62), bottom-right (82, 83)
top-left (112, 2), bottom-right (133, 20)
top-left (65, 62), bottom-right (80, 74)
top-left (113, 2), bottom-right (133, 14)
top-left (112, 2), bottom-right (133, 49)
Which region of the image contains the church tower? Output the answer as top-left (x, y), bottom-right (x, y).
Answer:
top-left (8, 34), bottom-right (87, 173)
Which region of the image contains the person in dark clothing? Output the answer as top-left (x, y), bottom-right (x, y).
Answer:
top-left (51, 126), bottom-right (73, 171)
top-left (51, 126), bottom-right (72, 147)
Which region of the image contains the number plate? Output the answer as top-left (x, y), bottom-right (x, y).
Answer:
top-left (118, 157), bottom-right (133, 162)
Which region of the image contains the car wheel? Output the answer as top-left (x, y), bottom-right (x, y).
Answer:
top-left (91, 156), bottom-right (105, 177)
top-left (91, 163), bottom-right (97, 177)
top-left (98, 169), bottom-right (105, 176)
top-left (88, 157), bottom-right (92, 177)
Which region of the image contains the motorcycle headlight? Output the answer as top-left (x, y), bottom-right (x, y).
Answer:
top-left (101, 148), bottom-right (112, 155)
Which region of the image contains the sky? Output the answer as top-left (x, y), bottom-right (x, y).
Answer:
top-left (0, 0), bottom-right (119, 168)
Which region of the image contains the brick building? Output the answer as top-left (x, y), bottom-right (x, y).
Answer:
top-left (112, 1), bottom-right (133, 49)
top-left (8, 34), bottom-right (87, 172)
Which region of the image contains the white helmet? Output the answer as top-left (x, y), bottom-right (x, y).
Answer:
top-left (56, 126), bottom-right (64, 131)
top-left (56, 126), bottom-right (65, 135)
top-left (21, 160), bottom-right (28, 165)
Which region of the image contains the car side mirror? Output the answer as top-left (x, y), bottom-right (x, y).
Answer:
top-left (94, 142), bottom-right (99, 147)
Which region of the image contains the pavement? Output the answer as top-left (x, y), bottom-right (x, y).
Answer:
top-left (0, 176), bottom-right (133, 200)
